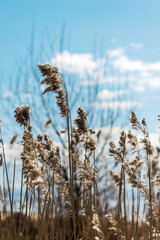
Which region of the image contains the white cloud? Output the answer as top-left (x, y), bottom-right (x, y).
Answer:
top-left (107, 47), bottom-right (125, 58)
top-left (133, 76), bottom-right (160, 89)
top-left (40, 85), bottom-right (46, 92)
top-left (110, 37), bottom-right (117, 43)
top-left (113, 56), bottom-right (144, 72)
top-left (51, 51), bottom-right (105, 76)
top-left (81, 77), bottom-right (113, 86)
top-left (108, 48), bottom-right (160, 73)
top-left (148, 133), bottom-right (160, 148)
top-left (81, 75), bottom-right (130, 86)
top-left (139, 71), bottom-right (153, 77)
top-left (3, 91), bottom-right (13, 98)
top-left (91, 101), bottom-right (138, 109)
top-left (135, 132), bottom-right (160, 148)
top-left (106, 47), bottom-right (160, 93)
top-left (50, 48), bottom-right (160, 94)
top-left (130, 42), bottom-right (143, 49)
top-left (22, 93), bottom-right (32, 98)
top-left (97, 89), bottom-right (128, 100)
top-left (134, 85), bottom-right (145, 92)
top-left (4, 143), bottom-right (22, 163)
top-left (148, 77), bottom-right (160, 88)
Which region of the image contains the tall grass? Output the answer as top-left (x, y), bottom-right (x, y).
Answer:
top-left (0, 64), bottom-right (160, 239)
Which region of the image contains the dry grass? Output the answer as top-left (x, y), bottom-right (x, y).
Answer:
top-left (0, 64), bottom-right (160, 239)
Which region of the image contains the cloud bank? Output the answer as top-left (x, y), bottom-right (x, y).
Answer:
top-left (51, 51), bottom-right (105, 76)
top-left (51, 48), bottom-right (160, 91)
top-left (50, 47), bottom-right (160, 110)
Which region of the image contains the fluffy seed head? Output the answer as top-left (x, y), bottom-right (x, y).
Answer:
top-left (74, 107), bottom-right (88, 135)
top-left (38, 64), bottom-right (58, 77)
top-left (14, 105), bottom-right (30, 129)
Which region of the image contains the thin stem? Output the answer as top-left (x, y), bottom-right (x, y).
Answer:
top-left (64, 82), bottom-right (76, 239)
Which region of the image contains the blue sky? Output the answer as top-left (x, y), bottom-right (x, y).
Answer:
top-left (1, 0), bottom-right (160, 66)
top-left (1, 0), bottom-right (160, 141)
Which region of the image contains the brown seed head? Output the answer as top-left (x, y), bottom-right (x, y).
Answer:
top-left (10, 135), bottom-right (17, 145)
top-left (129, 111), bottom-right (140, 129)
top-left (56, 88), bottom-right (68, 117)
top-left (74, 107), bottom-right (88, 135)
top-left (38, 64), bottom-right (58, 77)
top-left (14, 105), bottom-right (30, 129)
top-left (44, 119), bottom-right (52, 128)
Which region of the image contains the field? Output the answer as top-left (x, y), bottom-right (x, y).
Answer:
top-left (0, 63), bottom-right (160, 240)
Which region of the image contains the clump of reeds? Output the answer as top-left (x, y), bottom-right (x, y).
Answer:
top-left (1, 63), bottom-right (160, 239)
top-left (109, 111), bottom-right (160, 240)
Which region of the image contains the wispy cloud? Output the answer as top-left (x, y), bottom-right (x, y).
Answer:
top-left (91, 101), bottom-right (138, 109)
top-left (110, 37), bottom-right (117, 43)
top-left (81, 75), bottom-right (129, 86)
top-left (107, 47), bottom-right (125, 58)
top-left (23, 93), bottom-right (31, 98)
top-left (133, 85), bottom-right (145, 92)
top-left (130, 42), bottom-right (143, 49)
top-left (97, 89), bottom-right (128, 100)
top-left (3, 91), bottom-right (13, 98)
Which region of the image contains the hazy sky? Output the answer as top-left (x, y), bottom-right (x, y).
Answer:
top-left (1, 0), bottom-right (160, 135)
